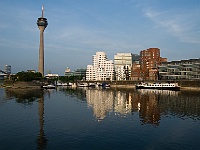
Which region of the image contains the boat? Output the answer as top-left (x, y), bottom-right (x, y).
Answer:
top-left (102, 83), bottom-right (110, 88)
top-left (68, 82), bottom-right (73, 86)
top-left (42, 84), bottom-right (56, 89)
top-left (135, 82), bottom-right (180, 91)
top-left (89, 83), bottom-right (97, 87)
top-left (77, 83), bottom-right (89, 87)
top-left (57, 82), bottom-right (69, 86)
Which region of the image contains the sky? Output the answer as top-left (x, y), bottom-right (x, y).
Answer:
top-left (0, 0), bottom-right (200, 75)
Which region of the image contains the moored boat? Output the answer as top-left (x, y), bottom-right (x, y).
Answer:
top-left (89, 83), bottom-right (97, 87)
top-left (77, 83), bottom-right (89, 87)
top-left (135, 82), bottom-right (180, 91)
top-left (57, 82), bottom-right (71, 86)
top-left (42, 84), bottom-right (56, 89)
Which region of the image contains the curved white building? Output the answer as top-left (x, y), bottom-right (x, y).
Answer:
top-left (86, 52), bottom-right (114, 81)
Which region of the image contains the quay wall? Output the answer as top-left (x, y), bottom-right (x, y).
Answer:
top-left (78, 80), bottom-right (200, 89)
top-left (79, 80), bottom-right (200, 87)
top-left (2, 81), bottom-right (41, 89)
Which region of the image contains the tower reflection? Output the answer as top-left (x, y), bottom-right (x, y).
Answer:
top-left (37, 96), bottom-right (48, 150)
top-left (4, 89), bottom-right (48, 149)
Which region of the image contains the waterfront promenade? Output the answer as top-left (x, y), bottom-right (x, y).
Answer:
top-left (76, 80), bottom-right (200, 91)
top-left (1, 80), bottom-right (200, 91)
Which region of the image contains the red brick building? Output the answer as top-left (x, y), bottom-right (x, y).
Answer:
top-left (131, 48), bottom-right (167, 81)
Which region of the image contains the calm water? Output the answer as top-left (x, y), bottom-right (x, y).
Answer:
top-left (0, 86), bottom-right (200, 150)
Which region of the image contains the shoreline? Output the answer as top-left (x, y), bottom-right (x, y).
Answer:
top-left (180, 87), bottom-right (200, 91)
top-left (1, 81), bottom-right (200, 91)
top-left (110, 84), bottom-right (200, 91)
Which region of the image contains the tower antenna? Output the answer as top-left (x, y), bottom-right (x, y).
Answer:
top-left (42, 4), bottom-right (44, 17)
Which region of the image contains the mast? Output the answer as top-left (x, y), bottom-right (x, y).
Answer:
top-left (42, 4), bottom-right (44, 18)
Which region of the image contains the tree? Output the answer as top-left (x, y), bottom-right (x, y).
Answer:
top-left (16, 71), bottom-right (42, 81)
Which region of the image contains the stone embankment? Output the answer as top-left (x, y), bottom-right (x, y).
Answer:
top-left (2, 81), bottom-right (42, 89)
top-left (2, 80), bottom-right (200, 91)
top-left (79, 80), bottom-right (200, 91)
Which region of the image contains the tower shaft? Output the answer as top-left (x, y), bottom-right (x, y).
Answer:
top-left (38, 28), bottom-right (45, 76)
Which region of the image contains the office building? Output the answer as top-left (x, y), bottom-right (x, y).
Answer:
top-left (114, 53), bottom-right (133, 80)
top-left (65, 68), bottom-right (86, 80)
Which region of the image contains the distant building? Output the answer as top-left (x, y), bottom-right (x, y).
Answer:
top-left (86, 52), bottom-right (115, 81)
top-left (45, 73), bottom-right (59, 79)
top-left (65, 68), bottom-right (86, 80)
top-left (27, 70), bottom-right (36, 73)
top-left (65, 67), bottom-right (71, 73)
top-left (158, 58), bottom-right (200, 80)
top-left (4, 64), bottom-right (11, 75)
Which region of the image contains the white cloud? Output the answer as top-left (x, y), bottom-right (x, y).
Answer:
top-left (47, 26), bottom-right (141, 53)
top-left (144, 8), bottom-right (200, 44)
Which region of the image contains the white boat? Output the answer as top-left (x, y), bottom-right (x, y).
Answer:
top-left (77, 83), bottom-right (89, 87)
top-left (135, 82), bottom-right (180, 91)
top-left (42, 84), bottom-right (56, 89)
top-left (89, 83), bottom-right (98, 87)
top-left (57, 82), bottom-right (68, 86)
top-left (68, 82), bottom-right (73, 86)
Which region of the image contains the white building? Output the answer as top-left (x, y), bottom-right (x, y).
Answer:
top-left (114, 53), bottom-right (133, 80)
top-left (86, 52), bottom-right (114, 81)
top-left (4, 64), bottom-right (11, 75)
top-left (45, 73), bottom-right (59, 78)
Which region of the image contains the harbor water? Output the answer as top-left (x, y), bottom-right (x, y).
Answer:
top-left (0, 86), bottom-right (200, 150)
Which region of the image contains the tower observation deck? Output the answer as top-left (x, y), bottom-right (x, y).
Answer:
top-left (37, 5), bottom-right (48, 77)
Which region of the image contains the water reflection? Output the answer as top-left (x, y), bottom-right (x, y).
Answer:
top-left (5, 88), bottom-right (43, 104)
top-left (37, 97), bottom-right (48, 150)
top-left (58, 86), bottom-right (87, 101)
top-left (59, 87), bottom-right (200, 125)
top-left (86, 89), bottom-right (114, 120)
top-left (5, 89), bottom-right (48, 149)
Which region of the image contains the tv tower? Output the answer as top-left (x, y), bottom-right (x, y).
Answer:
top-left (37, 5), bottom-right (48, 77)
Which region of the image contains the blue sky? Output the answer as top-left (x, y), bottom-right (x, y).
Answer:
top-left (0, 0), bottom-right (200, 75)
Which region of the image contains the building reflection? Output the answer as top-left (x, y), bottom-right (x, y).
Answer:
top-left (114, 91), bottom-right (132, 116)
top-left (43, 87), bottom-right (200, 126)
top-left (86, 89), bottom-right (114, 120)
top-left (138, 90), bottom-right (161, 126)
top-left (4, 89), bottom-right (48, 149)
top-left (84, 88), bottom-right (200, 125)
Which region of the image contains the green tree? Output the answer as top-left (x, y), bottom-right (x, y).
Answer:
top-left (16, 71), bottom-right (42, 81)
